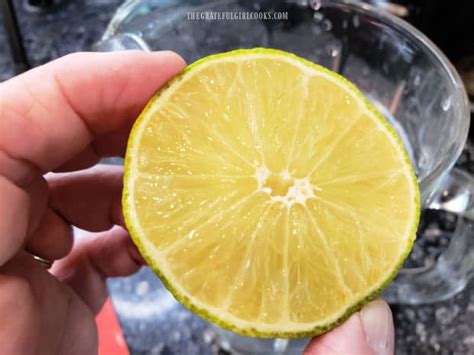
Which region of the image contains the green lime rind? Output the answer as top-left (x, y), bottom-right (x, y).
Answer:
top-left (123, 48), bottom-right (421, 338)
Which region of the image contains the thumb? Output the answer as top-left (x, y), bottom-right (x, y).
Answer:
top-left (304, 299), bottom-right (394, 355)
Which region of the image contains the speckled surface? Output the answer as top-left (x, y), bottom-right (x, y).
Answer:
top-left (0, 1), bottom-right (473, 354)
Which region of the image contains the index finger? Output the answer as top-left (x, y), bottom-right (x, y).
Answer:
top-left (0, 51), bottom-right (185, 266)
top-left (0, 50), bottom-right (186, 185)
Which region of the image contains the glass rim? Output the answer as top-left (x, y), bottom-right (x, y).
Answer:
top-left (324, 0), bottom-right (470, 187)
top-left (103, 0), bottom-right (470, 186)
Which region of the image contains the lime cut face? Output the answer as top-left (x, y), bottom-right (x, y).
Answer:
top-left (123, 49), bottom-right (420, 338)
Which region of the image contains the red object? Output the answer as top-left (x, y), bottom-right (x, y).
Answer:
top-left (96, 299), bottom-right (129, 355)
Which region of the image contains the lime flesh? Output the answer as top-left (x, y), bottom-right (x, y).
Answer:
top-left (123, 48), bottom-right (420, 338)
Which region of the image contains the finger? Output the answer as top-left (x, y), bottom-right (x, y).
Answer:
top-left (360, 300), bottom-right (394, 355)
top-left (26, 208), bottom-right (73, 260)
top-left (47, 165), bottom-right (124, 232)
top-left (0, 255), bottom-right (40, 354)
top-left (0, 149), bottom-right (40, 187)
top-left (55, 146), bottom-right (101, 172)
top-left (0, 51), bottom-right (184, 267)
top-left (24, 176), bottom-right (48, 235)
top-left (55, 122), bottom-right (130, 172)
top-left (0, 50), bottom-right (186, 185)
top-left (85, 226), bottom-right (145, 277)
top-left (0, 176), bottom-right (29, 266)
top-left (0, 252), bottom-right (97, 355)
top-left (304, 299), bottom-right (394, 355)
top-left (51, 226), bottom-right (144, 314)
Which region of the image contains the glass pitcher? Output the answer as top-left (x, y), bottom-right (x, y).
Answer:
top-left (96, 0), bottom-right (473, 353)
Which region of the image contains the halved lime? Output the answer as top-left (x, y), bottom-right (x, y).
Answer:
top-left (123, 49), bottom-right (420, 338)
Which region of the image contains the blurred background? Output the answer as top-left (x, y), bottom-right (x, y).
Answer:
top-left (0, 0), bottom-right (473, 354)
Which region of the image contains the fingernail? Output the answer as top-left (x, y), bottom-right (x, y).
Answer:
top-left (360, 299), bottom-right (394, 355)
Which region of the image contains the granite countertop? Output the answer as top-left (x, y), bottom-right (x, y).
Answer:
top-left (0, 1), bottom-right (473, 354)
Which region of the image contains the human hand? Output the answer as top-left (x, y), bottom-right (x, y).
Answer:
top-left (0, 51), bottom-right (186, 354)
top-left (304, 299), bottom-right (394, 355)
top-left (0, 51), bottom-right (394, 355)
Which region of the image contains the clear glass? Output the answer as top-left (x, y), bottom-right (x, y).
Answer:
top-left (96, 0), bottom-right (472, 353)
